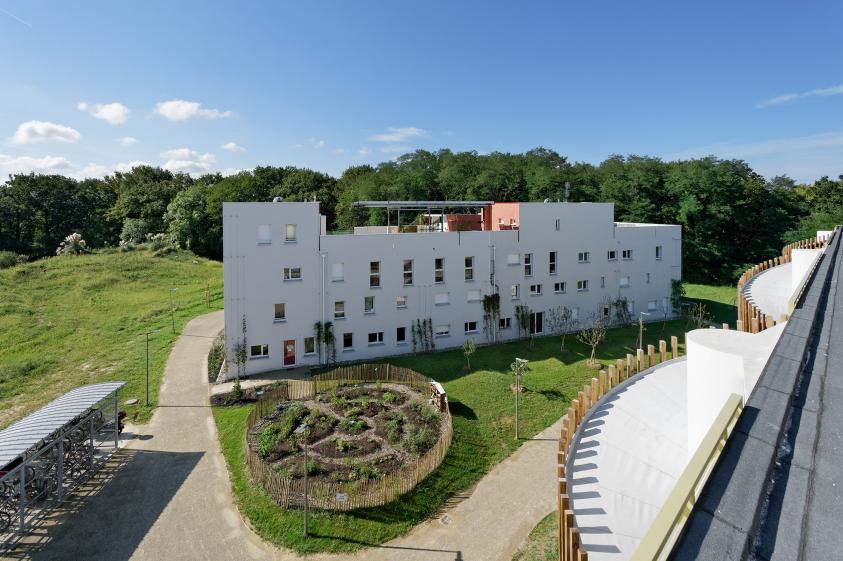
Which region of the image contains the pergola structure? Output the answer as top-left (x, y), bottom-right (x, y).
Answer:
top-left (350, 200), bottom-right (493, 231)
top-left (0, 382), bottom-right (125, 545)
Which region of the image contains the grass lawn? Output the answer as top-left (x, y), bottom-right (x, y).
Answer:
top-left (214, 319), bottom-right (692, 554)
top-left (684, 283), bottom-right (738, 326)
top-left (512, 512), bottom-right (558, 561)
top-left (0, 247), bottom-right (223, 428)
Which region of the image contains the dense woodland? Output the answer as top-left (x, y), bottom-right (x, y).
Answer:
top-left (0, 148), bottom-right (841, 283)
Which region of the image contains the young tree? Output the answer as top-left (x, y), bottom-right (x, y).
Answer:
top-left (576, 316), bottom-right (607, 369)
top-left (670, 279), bottom-right (685, 316)
top-left (547, 305), bottom-right (575, 352)
top-left (514, 304), bottom-right (532, 341)
top-left (688, 302), bottom-right (710, 330)
top-left (463, 338), bottom-right (476, 370)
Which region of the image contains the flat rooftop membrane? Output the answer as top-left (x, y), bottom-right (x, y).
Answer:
top-left (568, 360), bottom-right (688, 559)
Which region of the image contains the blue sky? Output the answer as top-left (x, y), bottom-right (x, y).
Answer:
top-left (1, 0), bottom-right (841, 182)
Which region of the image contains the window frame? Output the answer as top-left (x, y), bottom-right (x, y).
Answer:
top-left (464, 321), bottom-right (478, 334)
top-left (578, 251), bottom-right (590, 263)
top-left (499, 317), bottom-right (512, 330)
top-left (656, 245), bottom-right (663, 260)
top-left (284, 223), bottom-right (297, 243)
top-left (396, 326), bottom-right (407, 343)
top-left (363, 296), bottom-right (375, 315)
top-left (622, 249), bottom-right (633, 260)
top-left (529, 283), bottom-right (542, 296)
top-left (511, 284), bottom-right (520, 300)
top-left (342, 332), bottom-right (353, 349)
top-left (334, 300), bottom-right (346, 320)
top-left (549, 251), bottom-right (557, 275)
top-left (577, 279), bottom-right (589, 292)
top-left (249, 344), bottom-right (269, 359)
top-left (303, 336), bottom-right (315, 355)
top-left (283, 267), bottom-right (302, 281)
top-left (403, 259), bottom-right (414, 286)
top-left (367, 331), bottom-right (384, 345)
top-left (434, 257), bottom-right (445, 284)
top-left (554, 281), bottom-right (566, 293)
top-left (396, 295), bottom-right (408, 308)
top-left (464, 256), bottom-right (474, 281)
top-left (274, 303), bottom-right (286, 322)
top-left (369, 261), bottom-right (381, 288)
top-left (523, 253), bottom-right (533, 277)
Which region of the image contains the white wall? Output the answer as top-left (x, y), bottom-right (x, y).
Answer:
top-left (224, 201), bottom-right (682, 379)
top-left (791, 248), bottom-right (823, 296)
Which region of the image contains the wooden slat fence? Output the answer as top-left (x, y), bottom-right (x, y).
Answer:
top-left (736, 236), bottom-right (828, 333)
top-left (243, 363), bottom-right (452, 511)
top-left (557, 337), bottom-right (681, 561)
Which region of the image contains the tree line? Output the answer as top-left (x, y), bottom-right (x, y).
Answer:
top-left (1, 147), bottom-right (840, 283)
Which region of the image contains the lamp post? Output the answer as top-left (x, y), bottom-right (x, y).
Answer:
top-left (293, 423), bottom-right (310, 537)
top-left (145, 328), bottom-right (162, 406)
top-left (169, 288), bottom-right (178, 333)
top-left (511, 358), bottom-right (529, 440)
top-left (638, 312), bottom-right (651, 350)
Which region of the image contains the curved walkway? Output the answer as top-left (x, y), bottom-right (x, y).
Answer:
top-left (17, 310), bottom-right (562, 561)
top-left (742, 262), bottom-right (792, 322)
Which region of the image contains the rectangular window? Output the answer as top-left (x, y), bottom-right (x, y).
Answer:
top-left (434, 258), bottom-right (445, 283)
top-left (622, 249), bottom-right (633, 260)
top-left (554, 282), bottom-right (566, 293)
top-left (249, 344), bottom-right (269, 358)
top-left (370, 261), bottom-right (380, 288)
top-left (434, 324), bottom-right (450, 337)
top-left (646, 272), bottom-right (651, 284)
top-left (464, 321), bottom-right (478, 333)
top-left (467, 289), bottom-right (482, 302)
top-left (555, 218), bottom-right (561, 231)
top-left (343, 332), bottom-right (353, 349)
top-left (403, 259), bottom-right (414, 285)
top-left (577, 280), bottom-right (589, 292)
top-left (368, 331), bottom-right (384, 345)
top-left (499, 317), bottom-right (512, 330)
top-left (434, 292), bottom-right (450, 305)
top-left (524, 253), bottom-right (533, 277)
top-left (511, 284), bottom-right (520, 300)
top-left (396, 295), bottom-right (407, 308)
top-left (507, 253), bottom-right (520, 265)
top-left (656, 245), bottom-right (663, 260)
top-left (529, 311), bottom-right (544, 335)
top-left (257, 224), bottom-right (271, 244)
top-left (608, 250), bottom-right (617, 261)
top-left (648, 300), bottom-right (658, 312)
top-left (578, 251), bottom-right (590, 263)
top-left (364, 296), bottom-right (375, 314)
top-left (397, 326), bottom-right (407, 343)
top-left (283, 267), bottom-right (302, 281)
top-left (274, 303), bottom-right (286, 321)
top-left (304, 337), bottom-right (315, 355)
top-left (549, 251), bottom-right (557, 275)
top-left (334, 301), bottom-right (345, 319)
top-left (529, 284), bottom-right (542, 295)
top-left (465, 256), bottom-right (474, 281)
top-left (332, 263), bottom-right (344, 281)
top-left (603, 305), bottom-right (610, 318)
top-left (285, 224), bottom-right (296, 242)
top-left (619, 276), bottom-right (630, 288)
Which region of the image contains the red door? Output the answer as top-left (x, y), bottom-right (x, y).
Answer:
top-left (283, 340), bottom-right (296, 366)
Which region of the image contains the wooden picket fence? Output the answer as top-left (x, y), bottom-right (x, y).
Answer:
top-left (244, 363), bottom-right (452, 511)
top-left (556, 337), bottom-right (681, 561)
top-left (736, 235), bottom-right (828, 333)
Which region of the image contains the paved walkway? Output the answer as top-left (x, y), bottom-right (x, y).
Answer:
top-left (19, 310), bottom-right (560, 561)
top-left (743, 262), bottom-right (792, 322)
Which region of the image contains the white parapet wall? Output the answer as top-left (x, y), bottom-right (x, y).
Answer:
top-left (685, 324), bottom-right (785, 460)
top-left (791, 248), bottom-right (824, 296)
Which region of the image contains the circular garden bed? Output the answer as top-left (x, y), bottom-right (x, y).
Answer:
top-left (244, 367), bottom-right (452, 511)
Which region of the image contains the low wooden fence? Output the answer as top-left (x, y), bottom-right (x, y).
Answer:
top-left (736, 236), bottom-right (828, 333)
top-left (244, 363), bottom-right (452, 511)
top-left (557, 337), bottom-right (681, 561)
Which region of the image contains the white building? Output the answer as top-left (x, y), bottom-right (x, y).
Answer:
top-left (223, 200), bottom-right (682, 378)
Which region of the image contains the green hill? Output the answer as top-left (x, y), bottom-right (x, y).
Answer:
top-left (0, 247), bottom-right (223, 429)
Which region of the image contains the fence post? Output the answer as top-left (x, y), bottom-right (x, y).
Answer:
top-left (626, 354), bottom-right (633, 378)
top-left (670, 336), bottom-right (678, 358)
top-left (636, 348), bottom-right (644, 373)
top-left (659, 340), bottom-right (667, 363)
top-left (598, 371), bottom-right (606, 399)
top-left (616, 358), bottom-right (625, 381)
top-left (647, 344), bottom-right (655, 368)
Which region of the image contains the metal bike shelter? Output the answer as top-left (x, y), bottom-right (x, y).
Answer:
top-left (0, 381), bottom-right (125, 547)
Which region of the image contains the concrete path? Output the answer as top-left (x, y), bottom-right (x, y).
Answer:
top-left (743, 262), bottom-right (792, 322)
top-left (19, 310), bottom-right (560, 561)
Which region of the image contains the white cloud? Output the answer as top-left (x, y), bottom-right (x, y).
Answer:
top-left (0, 153), bottom-right (72, 175)
top-left (380, 145), bottom-right (412, 154)
top-left (154, 99), bottom-right (233, 121)
top-left (10, 120), bottom-right (80, 144)
top-left (220, 167), bottom-right (242, 177)
top-left (117, 136), bottom-right (137, 146)
top-left (77, 101), bottom-right (129, 125)
top-left (114, 161), bottom-right (150, 173)
top-left (757, 84), bottom-right (843, 108)
top-left (358, 147), bottom-right (371, 156)
top-left (309, 138), bottom-right (326, 149)
top-left (331, 148), bottom-right (346, 155)
top-left (368, 126), bottom-right (426, 143)
top-left (222, 141), bottom-right (245, 153)
top-left (160, 147), bottom-right (216, 174)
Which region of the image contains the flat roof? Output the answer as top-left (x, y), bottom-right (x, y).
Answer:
top-left (0, 381), bottom-right (125, 466)
top-left (351, 200), bottom-right (493, 209)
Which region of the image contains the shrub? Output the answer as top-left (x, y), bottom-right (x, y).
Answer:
top-left (120, 218), bottom-right (152, 244)
top-left (340, 416), bottom-right (366, 434)
top-left (0, 251), bottom-right (17, 269)
top-left (330, 394), bottom-right (347, 408)
top-left (349, 461), bottom-right (381, 481)
top-left (382, 391), bottom-right (398, 403)
top-left (146, 232), bottom-right (168, 251)
top-left (344, 406), bottom-right (363, 418)
top-left (56, 233), bottom-right (88, 256)
top-left (335, 438), bottom-right (352, 453)
top-left (406, 425), bottom-right (437, 457)
top-left (258, 424), bottom-right (282, 458)
top-left (207, 333), bottom-right (225, 383)
top-left (118, 240), bottom-right (136, 252)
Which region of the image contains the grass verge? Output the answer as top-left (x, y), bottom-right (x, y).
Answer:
top-left (684, 282), bottom-right (737, 326)
top-left (512, 512), bottom-right (558, 561)
top-left (0, 247), bottom-right (223, 428)
top-left (214, 320), bottom-right (692, 554)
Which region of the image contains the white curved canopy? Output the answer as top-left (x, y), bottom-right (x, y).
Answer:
top-left (0, 382), bottom-right (125, 466)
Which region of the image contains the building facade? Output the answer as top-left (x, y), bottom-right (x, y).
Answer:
top-left (223, 201), bottom-right (682, 379)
